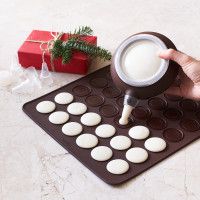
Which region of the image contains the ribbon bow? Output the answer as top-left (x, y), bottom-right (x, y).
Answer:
top-left (26, 32), bottom-right (64, 71)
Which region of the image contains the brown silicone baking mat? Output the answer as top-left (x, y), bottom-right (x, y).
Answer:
top-left (23, 65), bottom-right (200, 185)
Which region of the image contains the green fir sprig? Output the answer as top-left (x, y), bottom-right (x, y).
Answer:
top-left (51, 26), bottom-right (112, 64)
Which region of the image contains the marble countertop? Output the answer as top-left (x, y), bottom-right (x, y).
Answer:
top-left (1, 0), bottom-right (200, 199)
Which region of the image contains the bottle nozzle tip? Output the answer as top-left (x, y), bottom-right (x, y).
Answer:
top-left (119, 117), bottom-right (129, 125)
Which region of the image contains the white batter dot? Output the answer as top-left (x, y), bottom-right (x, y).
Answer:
top-left (81, 112), bottom-right (101, 126)
top-left (145, 137), bottom-right (167, 152)
top-left (106, 159), bottom-right (129, 175)
top-left (49, 111), bottom-right (69, 124)
top-left (126, 147), bottom-right (148, 163)
top-left (76, 133), bottom-right (98, 149)
top-left (67, 102), bottom-right (87, 115)
top-left (54, 92), bottom-right (73, 105)
top-left (62, 122), bottom-right (82, 136)
top-left (91, 146), bottom-right (113, 161)
top-left (95, 124), bottom-right (116, 138)
top-left (129, 125), bottom-right (150, 140)
top-left (110, 135), bottom-right (131, 150)
top-left (36, 101), bottom-right (56, 113)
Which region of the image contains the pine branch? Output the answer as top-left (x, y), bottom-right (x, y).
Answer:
top-left (62, 47), bottom-right (72, 64)
top-left (51, 26), bottom-right (112, 64)
top-left (74, 26), bottom-right (93, 36)
top-left (66, 39), bottom-right (111, 61)
top-left (51, 39), bottom-right (63, 59)
top-left (68, 26), bottom-right (93, 40)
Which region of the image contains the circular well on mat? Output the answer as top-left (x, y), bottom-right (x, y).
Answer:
top-left (196, 111), bottom-right (200, 121)
top-left (163, 128), bottom-right (184, 142)
top-left (116, 96), bottom-right (124, 106)
top-left (85, 95), bottom-right (104, 107)
top-left (99, 104), bottom-right (119, 117)
top-left (89, 77), bottom-right (108, 88)
top-left (164, 94), bottom-right (182, 101)
top-left (72, 85), bottom-right (91, 97)
top-left (180, 118), bottom-right (200, 132)
top-left (179, 99), bottom-right (198, 112)
top-left (147, 117), bottom-right (167, 130)
top-left (163, 108), bottom-right (182, 120)
top-left (132, 106), bottom-right (151, 120)
top-left (148, 97), bottom-right (167, 110)
top-left (102, 86), bottom-right (121, 98)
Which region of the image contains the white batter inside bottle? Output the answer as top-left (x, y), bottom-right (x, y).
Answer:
top-left (119, 40), bottom-right (162, 125)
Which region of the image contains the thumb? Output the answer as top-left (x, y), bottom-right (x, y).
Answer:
top-left (158, 49), bottom-right (197, 70)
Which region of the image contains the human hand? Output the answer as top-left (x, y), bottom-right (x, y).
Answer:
top-left (159, 49), bottom-right (200, 100)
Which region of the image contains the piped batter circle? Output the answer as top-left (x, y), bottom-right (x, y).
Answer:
top-left (62, 122), bottom-right (83, 136)
top-left (95, 124), bottom-right (116, 138)
top-left (102, 86), bottom-right (121, 98)
top-left (147, 117), bottom-right (167, 130)
top-left (180, 118), bottom-right (200, 132)
top-left (126, 147), bottom-right (148, 163)
top-left (90, 77), bottom-right (107, 88)
top-left (72, 85), bottom-right (91, 97)
top-left (99, 104), bottom-right (119, 117)
top-left (85, 95), bottom-right (104, 107)
top-left (129, 125), bottom-right (150, 140)
top-left (163, 108), bottom-right (183, 120)
top-left (36, 101), bottom-right (56, 113)
top-left (132, 106), bottom-right (151, 120)
top-left (54, 92), bottom-right (73, 105)
top-left (144, 137), bottom-right (167, 152)
top-left (179, 99), bottom-right (198, 112)
top-left (148, 97), bottom-right (167, 110)
top-left (110, 135), bottom-right (131, 150)
top-left (91, 146), bottom-right (113, 161)
top-left (163, 128), bottom-right (184, 142)
top-left (76, 133), bottom-right (98, 149)
top-left (81, 112), bottom-right (101, 126)
top-left (49, 111), bottom-right (69, 124)
top-left (67, 102), bottom-right (87, 115)
top-left (106, 159), bottom-right (129, 175)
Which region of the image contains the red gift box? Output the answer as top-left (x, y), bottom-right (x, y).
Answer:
top-left (18, 30), bottom-right (97, 74)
